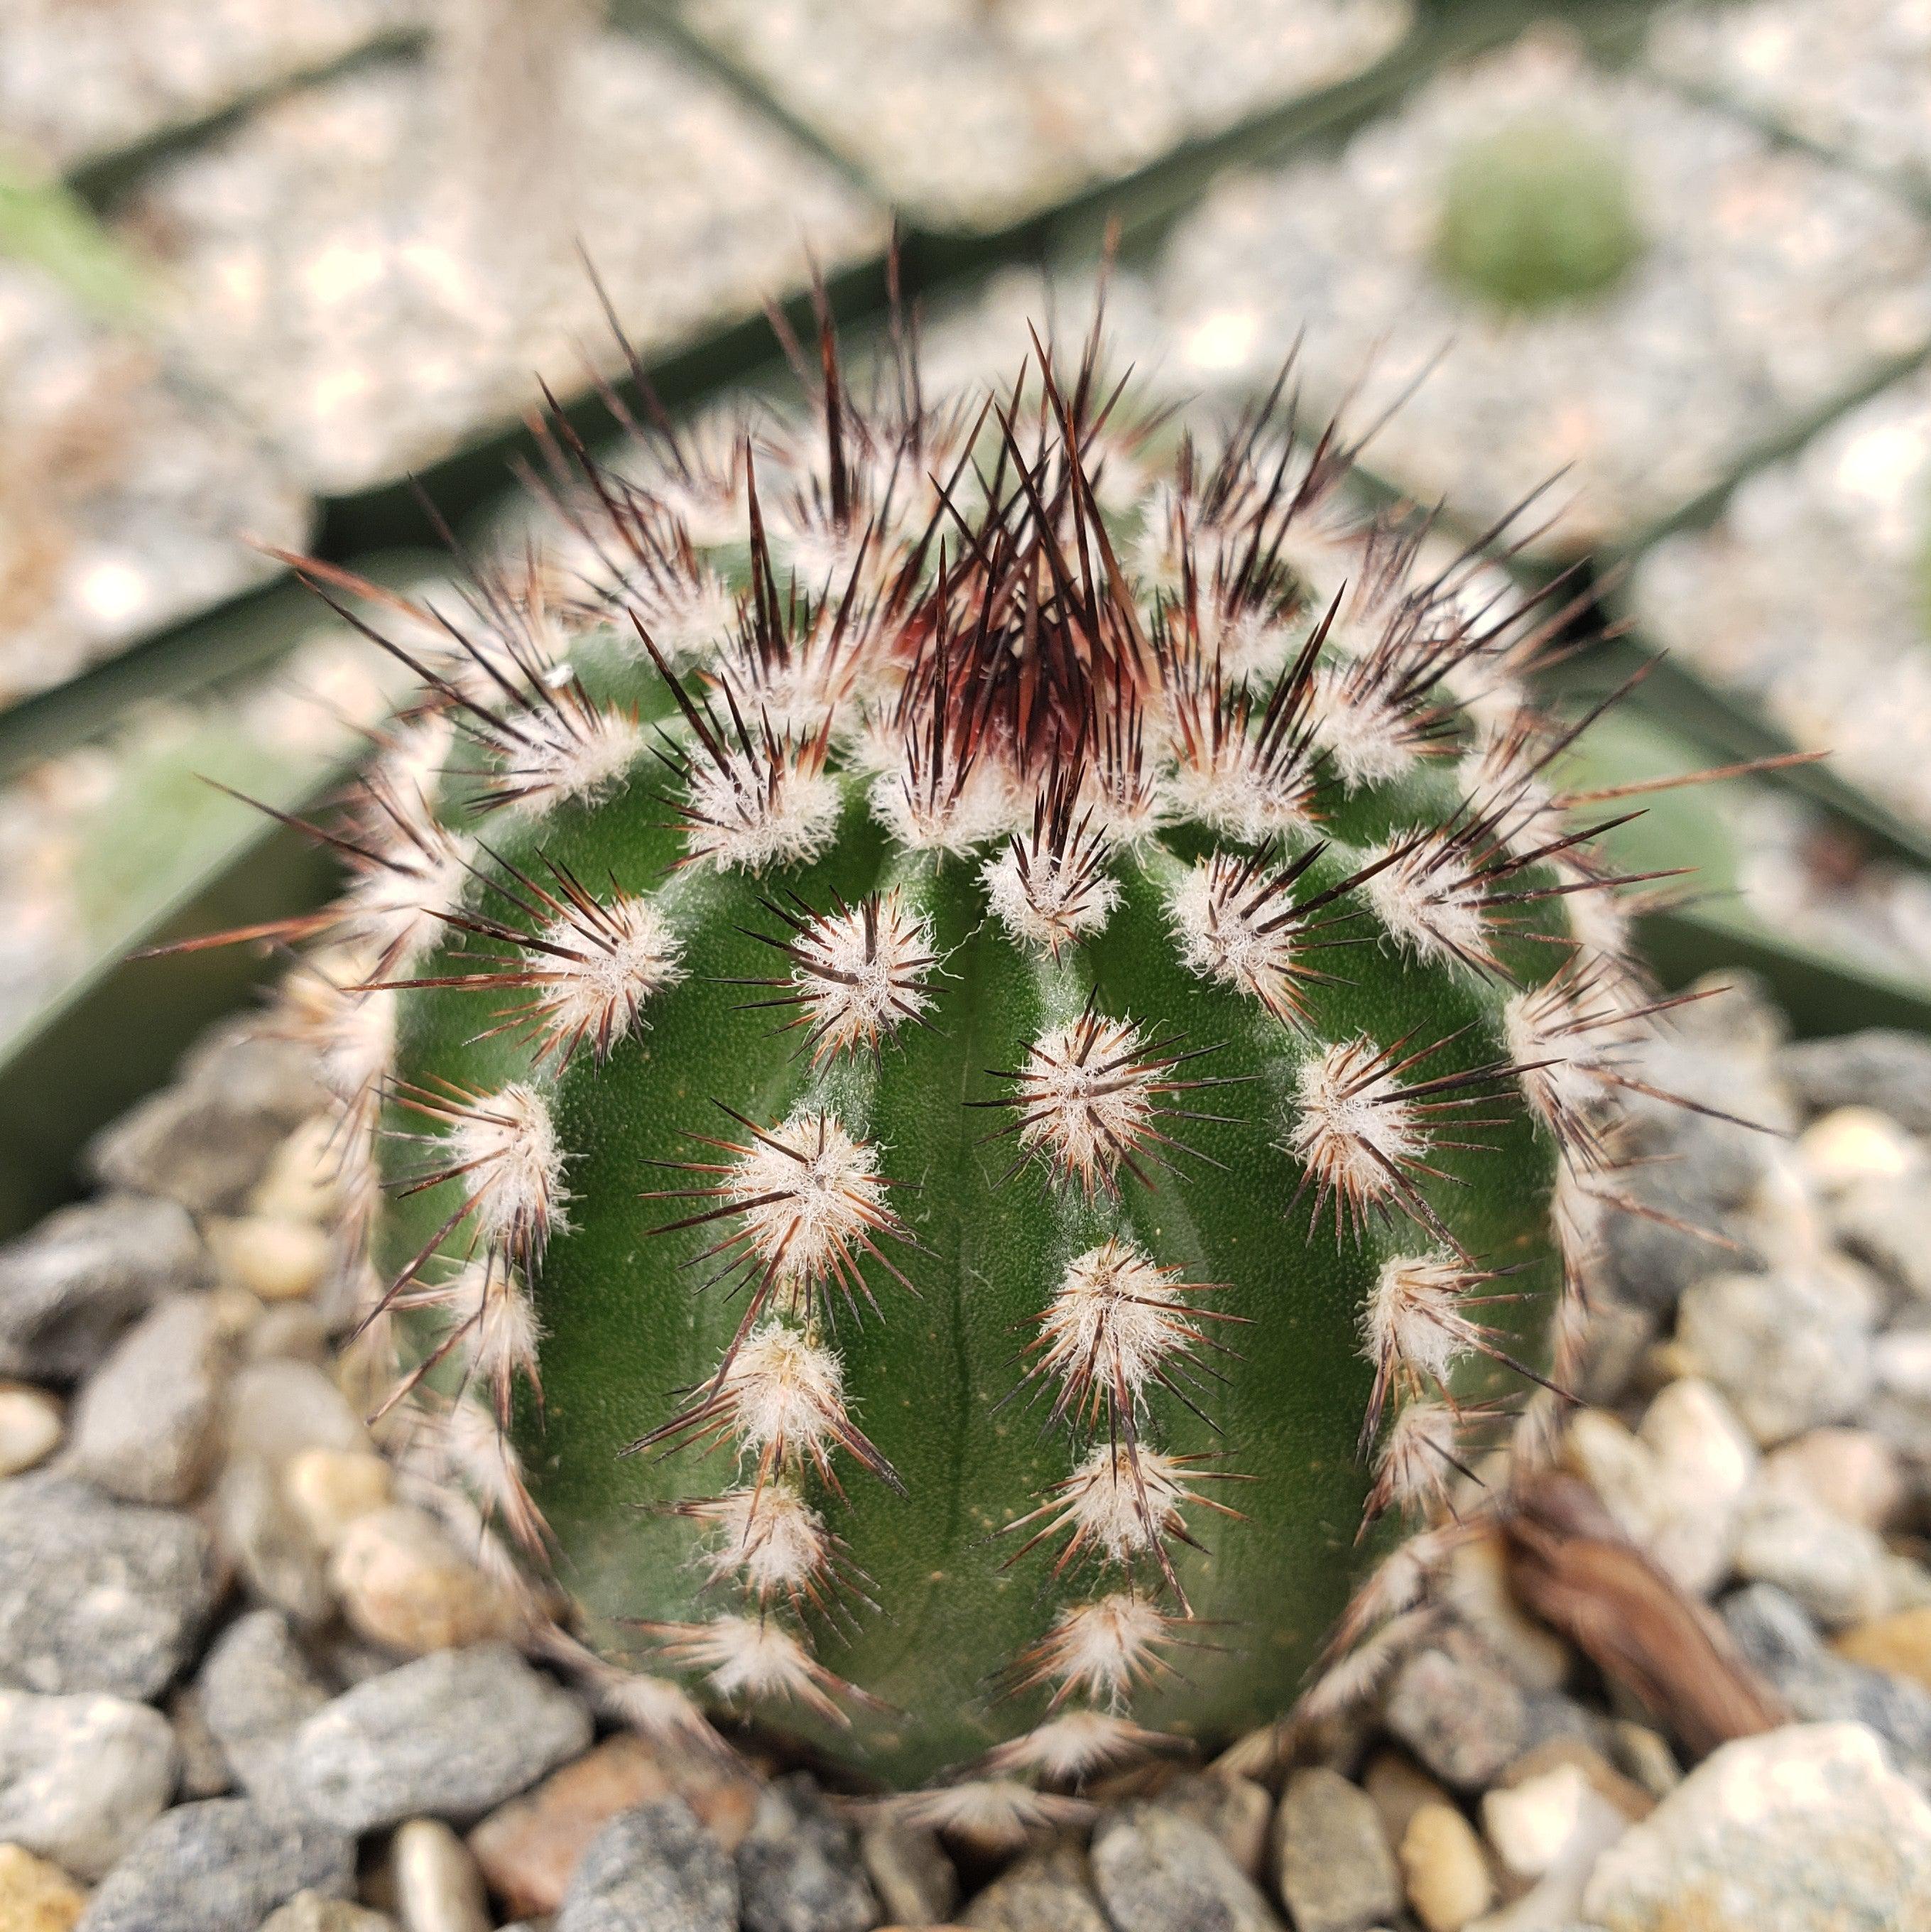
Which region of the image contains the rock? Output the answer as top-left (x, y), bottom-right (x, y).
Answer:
top-left (391, 1818), bottom-right (491, 1932)
top-left (1781, 1029), bottom-right (1931, 1133)
top-left (1446, 1536), bottom-right (1571, 1691)
top-left (1154, 1771), bottom-right (1273, 1881)
top-left (1605, 1725), bottom-right (1680, 1803)
top-left (0, 1195), bottom-right (205, 1382)
top-left (66, 1294), bottom-right (229, 1506)
top-left (961, 1845), bottom-right (1109, 1932)
top-left (1676, 1263), bottom-right (1877, 1445)
top-left (283, 1450), bottom-right (391, 1548)
top-left (328, 1507), bottom-right (523, 1656)
top-left (0, 1383), bottom-right (62, 1477)
top-left (168, 1683), bottom-right (234, 1799)
top-left (1495, 1740), bottom-right (1653, 1825)
top-left (1384, 1641), bottom-right (1529, 1790)
top-left (249, 1117), bottom-right (346, 1225)
top-left (1275, 1767), bottom-right (1399, 1932)
top-left (1837, 1606), bottom-right (1931, 1691)
top-left (1089, 1803), bottom-right (1283, 1932)
top-left (1761, 1428), bottom-right (1905, 1531)
top-left (1827, 1173), bottom-right (1931, 1303)
top-left (1875, 1328), bottom-right (1931, 1402)
top-left (1361, 1749), bottom-right (1454, 1852)
top-left (206, 1217), bottom-right (333, 1306)
top-left (75, 1798), bottom-right (353, 1932)
top-left (0, 1476), bottom-right (216, 1698)
top-left (1398, 1803), bottom-right (1494, 1932)
top-left (0, 1843), bottom-right (88, 1932)
top-left (859, 1820), bottom-right (956, 1928)
top-left (0, 1688), bottom-right (178, 1879)
top-left (555, 1800), bottom-right (739, 1932)
top-left (1732, 1492), bottom-right (1894, 1625)
top-left (468, 1730), bottom-right (759, 1917)
top-left (224, 1360), bottom-right (369, 1467)
top-left (195, 1610), bottom-right (330, 1806)
top-left (1797, 1106), bottom-right (1919, 1189)
top-left (1481, 1764), bottom-right (1627, 1886)
top-left (246, 1303), bottom-right (332, 1366)
top-left (285, 1643), bottom-right (593, 1834)
top-left (736, 1774), bottom-right (877, 1932)
top-left (86, 1029), bottom-right (327, 1215)
top-left (1723, 1583), bottom-right (1931, 1776)
top-left (214, 1455), bottom-right (333, 1628)
top-left (1582, 1722), bottom-right (1931, 1930)
top-left (259, 1896), bottom-right (396, 1932)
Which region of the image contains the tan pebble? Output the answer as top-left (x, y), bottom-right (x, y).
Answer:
top-left (1363, 1747), bottom-right (1454, 1851)
top-left (391, 1818), bottom-right (490, 1932)
top-left (0, 1843), bottom-right (88, 1931)
top-left (1763, 1428), bottom-right (1905, 1531)
top-left (1799, 1107), bottom-right (1919, 1188)
top-left (208, 1216), bottom-right (332, 1304)
top-left (469, 1731), bottom-right (761, 1916)
top-left (328, 1506), bottom-right (522, 1654)
top-left (1400, 1803), bottom-right (1495, 1932)
top-left (1834, 1605), bottom-right (1931, 1690)
top-left (1496, 1738), bottom-right (1653, 1822)
top-left (285, 1447), bottom-right (393, 1548)
top-left (0, 1386), bottom-right (63, 1477)
top-left (250, 1114), bottom-right (347, 1222)
top-left (1447, 1535), bottom-right (1572, 1692)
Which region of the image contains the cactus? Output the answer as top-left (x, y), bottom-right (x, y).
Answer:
top-left (252, 309), bottom-right (1718, 1805)
top-left (1435, 114), bottom-right (1647, 313)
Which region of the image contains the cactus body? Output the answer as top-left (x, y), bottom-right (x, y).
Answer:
top-left (294, 321), bottom-right (1663, 1800)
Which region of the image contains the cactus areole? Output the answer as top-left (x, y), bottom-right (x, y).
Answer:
top-left (281, 310), bottom-right (1685, 1803)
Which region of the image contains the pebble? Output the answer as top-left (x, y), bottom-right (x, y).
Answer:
top-left (168, 1683), bottom-right (234, 1800)
top-left (1383, 1641), bottom-right (1530, 1791)
top-left (223, 1359), bottom-right (369, 1468)
top-left (1481, 1764), bottom-right (1627, 1887)
top-left (1275, 1767), bottom-right (1400, 1932)
top-left (1836, 1606), bottom-right (1931, 1691)
top-left (247, 1303), bottom-right (334, 1367)
top-left (74, 1797), bottom-right (354, 1932)
top-left (283, 1448), bottom-right (392, 1548)
top-left (555, 1799), bottom-right (740, 1932)
top-left (283, 1643), bottom-right (594, 1834)
top-left (1723, 1583), bottom-right (1931, 1776)
top-left (259, 1896), bottom-right (397, 1932)
top-left (1732, 1492), bottom-right (1895, 1626)
top-left (1153, 1771), bottom-right (1273, 1881)
top-left (1826, 1174), bottom-right (1931, 1303)
top-left (1761, 1428), bottom-right (1905, 1530)
top-left (0, 1475), bottom-right (217, 1698)
top-left (0, 1194), bottom-right (205, 1382)
top-left (65, 1294), bottom-right (229, 1507)
top-left (1361, 1750), bottom-right (1454, 1852)
top-left (214, 1453), bottom-right (334, 1629)
top-left (735, 1774), bottom-right (877, 1932)
top-left (0, 1843), bottom-right (88, 1932)
top-left (327, 1506), bottom-right (523, 1655)
top-left (207, 1216), bottom-right (333, 1305)
top-left (248, 1117), bottom-right (347, 1225)
top-left (1398, 1803), bottom-right (1494, 1932)
top-left (1606, 1725), bottom-right (1681, 1804)
top-left (1446, 1536), bottom-right (1572, 1692)
top-left (1089, 1803), bottom-right (1283, 1932)
top-left (391, 1818), bottom-right (492, 1932)
top-left (960, 1845), bottom-right (1110, 1932)
top-left (1675, 1264), bottom-right (1878, 1445)
top-left (1781, 1031), bottom-right (1931, 1133)
top-left (0, 1688), bottom-right (179, 1880)
top-left (195, 1610), bottom-right (330, 1806)
top-left (0, 1384), bottom-right (62, 1476)
top-left (1797, 1107), bottom-right (1920, 1190)
top-left (859, 1820), bottom-right (956, 1928)
top-left (469, 1730), bottom-right (760, 1917)
top-left (1582, 1722), bottom-right (1931, 1931)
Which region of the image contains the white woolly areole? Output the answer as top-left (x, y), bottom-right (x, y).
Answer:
top-left (1167, 857), bottom-right (1298, 1019)
top-left (624, 565), bottom-right (736, 666)
top-left (465, 1264), bottom-right (543, 1388)
top-left (894, 1780), bottom-right (1089, 1850)
top-left (1458, 737), bottom-right (1565, 862)
top-left (1166, 733), bottom-right (1316, 845)
top-left (677, 1613), bottom-right (824, 1705)
top-left (1061, 1443), bottom-right (1192, 1562)
top-left (869, 756), bottom-right (1026, 854)
top-left (722, 1110), bottom-right (892, 1293)
top-left (1362, 1253), bottom-right (1474, 1388)
top-left (530, 894), bottom-right (684, 1052)
top-left (692, 1484), bottom-right (830, 1598)
top-left (788, 892), bottom-right (935, 1058)
top-left (345, 822), bottom-right (473, 973)
top-left (1042, 1592), bottom-right (1171, 1705)
top-left (721, 1321), bottom-right (849, 1464)
top-left (1016, 1014), bottom-right (1158, 1192)
top-left (685, 749), bottom-right (842, 874)
top-left (1504, 980), bottom-right (1600, 1136)
top-left (1288, 1037), bottom-right (1425, 1210)
top-left (446, 1082), bottom-right (567, 1252)
top-left (506, 702), bottom-right (643, 818)
top-left (981, 841), bottom-right (1121, 953)
top-left (1037, 1239), bottom-right (1197, 1412)
top-left (1363, 832), bottom-right (1492, 970)
top-left (986, 1710), bottom-right (1158, 1781)
top-left (1562, 867), bottom-right (1635, 962)
top-left (1375, 1399), bottom-right (1462, 1514)
top-left (1311, 667), bottom-right (1418, 790)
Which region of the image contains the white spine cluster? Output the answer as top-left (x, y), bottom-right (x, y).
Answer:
top-left (683, 742), bottom-right (842, 874)
top-left (1288, 1037), bottom-right (1427, 1217)
top-left (443, 1082), bottom-right (569, 1261)
top-left (981, 827), bottom-right (1120, 955)
top-left (528, 893), bottom-right (684, 1057)
top-left (785, 893), bottom-right (937, 1061)
top-left (1168, 854), bottom-right (1302, 1023)
top-left (1013, 1014), bottom-right (1161, 1196)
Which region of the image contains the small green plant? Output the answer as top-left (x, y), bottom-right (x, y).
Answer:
top-left (1435, 115), bottom-right (1647, 313)
top-left (249, 311), bottom-right (1713, 1806)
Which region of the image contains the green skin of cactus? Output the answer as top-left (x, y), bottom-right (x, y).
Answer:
top-left (379, 609), bottom-right (1568, 1789)
top-left (1435, 116), bottom-right (1647, 313)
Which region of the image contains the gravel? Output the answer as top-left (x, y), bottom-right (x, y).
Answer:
top-left (195, 1608), bottom-right (332, 1807)
top-left (1275, 1766), bottom-right (1400, 1932)
top-left (1089, 1803), bottom-right (1284, 1932)
top-left (736, 1775), bottom-right (879, 1932)
top-left (555, 1800), bottom-right (740, 1932)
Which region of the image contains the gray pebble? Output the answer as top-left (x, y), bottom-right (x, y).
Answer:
top-left (0, 1474), bottom-right (217, 1698)
top-left (1780, 1031), bottom-right (1931, 1133)
top-left (1383, 1639), bottom-right (1530, 1791)
top-left (0, 1686), bottom-right (179, 1879)
top-left (0, 1193), bottom-right (205, 1382)
top-left (67, 1292), bottom-right (229, 1505)
top-left (1090, 1802), bottom-right (1284, 1932)
top-left (259, 1896), bottom-right (397, 1932)
top-left (556, 1798), bottom-right (740, 1932)
top-left (215, 1455), bottom-right (334, 1627)
top-left (197, 1609), bottom-right (331, 1806)
top-left (961, 1844), bottom-right (1111, 1932)
top-left (859, 1816), bottom-right (957, 1926)
top-left (1723, 1582), bottom-right (1931, 1778)
top-left (737, 1774), bottom-right (878, 1932)
top-left (284, 1641), bottom-right (593, 1833)
top-left (1275, 1767), bottom-right (1400, 1932)
top-left (76, 1796), bottom-right (354, 1932)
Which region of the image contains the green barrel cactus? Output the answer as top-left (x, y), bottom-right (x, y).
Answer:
top-left (268, 316), bottom-right (1682, 1803)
